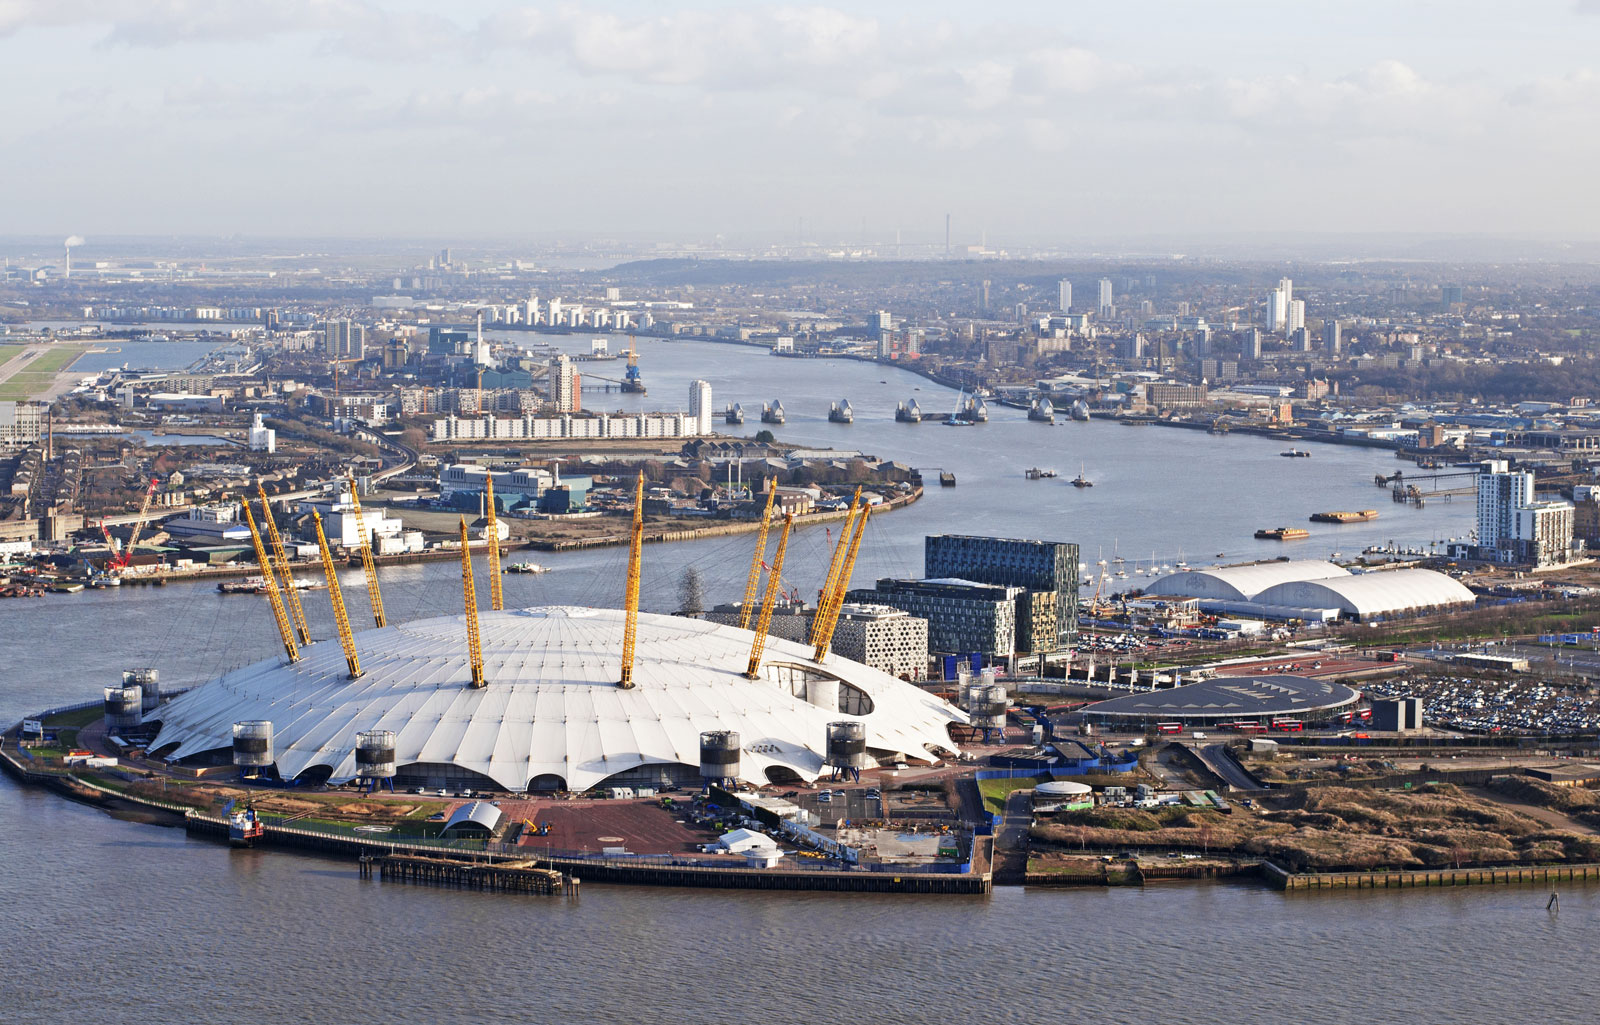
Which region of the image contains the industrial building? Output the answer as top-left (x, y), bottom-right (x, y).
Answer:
top-left (1081, 674), bottom-right (1360, 727)
top-left (146, 606), bottom-right (965, 792)
top-left (924, 534), bottom-right (1079, 649)
top-left (1142, 560), bottom-right (1475, 622)
top-left (1371, 697), bottom-right (1424, 732)
top-left (437, 462), bottom-right (592, 515)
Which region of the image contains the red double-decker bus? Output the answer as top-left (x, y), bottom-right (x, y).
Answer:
top-left (1235, 721), bottom-right (1268, 734)
top-left (1270, 719), bottom-right (1304, 732)
top-left (1156, 722), bottom-right (1184, 735)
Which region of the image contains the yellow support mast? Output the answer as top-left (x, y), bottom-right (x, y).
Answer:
top-left (484, 475), bottom-right (504, 611)
top-left (312, 511), bottom-right (362, 679)
top-left (808, 487), bottom-right (861, 646)
top-left (345, 476), bottom-right (387, 628)
top-left (256, 485), bottom-right (311, 645)
top-left (812, 503), bottom-right (870, 662)
top-left (618, 473), bottom-right (645, 689)
top-left (737, 481), bottom-right (777, 631)
top-left (458, 517), bottom-right (486, 688)
top-left (745, 514), bottom-right (794, 679)
top-left (241, 501), bottom-right (299, 663)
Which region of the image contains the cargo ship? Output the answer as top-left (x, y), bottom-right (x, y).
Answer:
top-left (1255, 527), bottom-right (1310, 541)
top-left (1310, 509), bottom-right (1379, 524)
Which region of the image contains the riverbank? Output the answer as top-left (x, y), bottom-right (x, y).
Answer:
top-left (521, 484), bottom-right (922, 551)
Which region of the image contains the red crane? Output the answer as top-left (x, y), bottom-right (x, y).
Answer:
top-left (109, 477), bottom-right (160, 572)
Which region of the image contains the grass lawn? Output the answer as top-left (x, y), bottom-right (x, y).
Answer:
top-left (979, 775), bottom-right (1045, 814)
top-left (0, 344), bottom-right (25, 366)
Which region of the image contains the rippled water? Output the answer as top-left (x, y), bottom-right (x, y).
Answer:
top-left (2, 335), bottom-right (1582, 1024)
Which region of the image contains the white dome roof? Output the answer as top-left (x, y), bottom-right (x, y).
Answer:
top-left (148, 606), bottom-right (966, 792)
top-left (1144, 560), bottom-right (1349, 601)
top-left (1251, 569), bottom-right (1475, 618)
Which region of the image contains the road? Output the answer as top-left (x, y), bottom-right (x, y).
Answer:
top-left (1197, 743), bottom-right (1265, 791)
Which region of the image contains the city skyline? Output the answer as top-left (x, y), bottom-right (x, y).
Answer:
top-left (4, 1), bottom-right (1600, 242)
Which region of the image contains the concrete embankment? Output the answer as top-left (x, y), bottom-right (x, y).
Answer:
top-left (1264, 859), bottom-right (1600, 891)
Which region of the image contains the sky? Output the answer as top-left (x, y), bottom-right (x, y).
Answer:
top-left (4, 0), bottom-right (1600, 245)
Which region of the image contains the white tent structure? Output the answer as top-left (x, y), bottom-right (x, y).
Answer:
top-left (148, 606), bottom-right (965, 792)
top-left (1142, 560), bottom-right (1349, 602)
top-left (1142, 560), bottom-right (1476, 622)
top-left (1251, 569), bottom-right (1475, 620)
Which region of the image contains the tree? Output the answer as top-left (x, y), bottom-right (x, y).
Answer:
top-left (753, 429), bottom-right (776, 444)
top-left (677, 567), bottom-right (705, 617)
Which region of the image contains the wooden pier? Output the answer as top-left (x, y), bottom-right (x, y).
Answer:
top-left (365, 854), bottom-right (575, 896)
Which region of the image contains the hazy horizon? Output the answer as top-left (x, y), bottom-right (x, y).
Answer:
top-left (5, 1), bottom-right (1600, 244)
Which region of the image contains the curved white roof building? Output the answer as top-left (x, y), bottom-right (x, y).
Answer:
top-left (1252, 569), bottom-right (1475, 619)
top-left (1143, 560), bottom-right (1349, 602)
top-left (1143, 560), bottom-right (1475, 621)
top-left (148, 606), bottom-right (965, 792)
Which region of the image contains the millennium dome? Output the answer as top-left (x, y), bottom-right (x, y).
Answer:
top-left (148, 606), bottom-right (966, 792)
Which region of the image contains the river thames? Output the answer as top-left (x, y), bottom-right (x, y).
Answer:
top-left (1, 335), bottom-right (1590, 1025)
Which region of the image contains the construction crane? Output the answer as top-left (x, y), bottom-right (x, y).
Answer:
top-left (240, 501), bottom-right (299, 663)
top-left (484, 474), bottom-right (504, 611)
top-left (812, 503), bottom-right (870, 663)
top-left (257, 484), bottom-right (311, 644)
top-left (618, 473), bottom-right (644, 689)
top-left (312, 511), bottom-right (362, 679)
top-left (807, 488), bottom-right (861, 647)
top-left (108, 477), bottom-right (160, 572)
top-left (737, 481), bottom-right (776, 630)
top-left (621, 334), bottom-right (645, 394)
top-left (745, 513), bottom-right (795, 680)
top-left (458, 516), bottom-right (486, 688)
top-left (329, 357), bottom-right (362, 398)
top-left (344, 476), bottom-right (387, 628)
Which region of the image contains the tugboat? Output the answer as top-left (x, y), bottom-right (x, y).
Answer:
top-left (1280, 449), bottom-right (1311, 458)
top-left (724, 403), bottom-right (745, 425)
top-left (1028, 396), bottom-right (1055, 422)
top-left (228, 805), bottom-right (265, 848)
top-left (828, 399), bottom-right (853, 424)
top-left (761, 400), bottom-right (785, 425)
top-left (505, 561), bottom-right (549, 574)
top-left (896, 399), bottom-right (922, 423)
top-left (1071, 463), bottom-right (1093, 488)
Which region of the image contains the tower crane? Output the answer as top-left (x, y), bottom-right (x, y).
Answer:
top-left (257, 484), bottom-right (311, 645)
top-left (737, 481), bottom-right (776, 630)
top-left (312, 511), bottom-right (362, 679)
top-left (618, 473), bottom-right (644, 689)
top-left (240, 501), bottom-right (299, 663)
top-left (344, 476), bottom-right (387, 628)
top-left (745, 513), bottom-right (795, 680)
top-left (329, 357), bottom-right (363, 398)
top-left (459, 516), bottom-right (486, 688)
